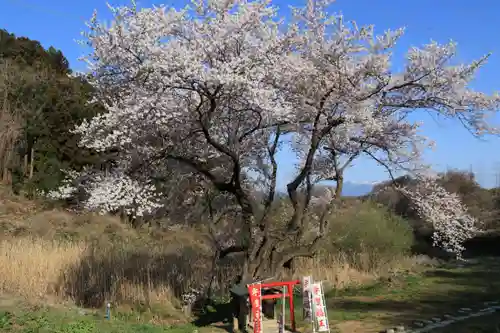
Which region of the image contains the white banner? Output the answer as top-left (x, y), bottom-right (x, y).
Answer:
top-left (302, 276), bottom-right (313, 321)
top-left (310, 282), bottom-right (330, 332)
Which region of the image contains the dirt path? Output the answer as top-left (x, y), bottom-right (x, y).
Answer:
top-left (431, 310), bottom-right (500, 332)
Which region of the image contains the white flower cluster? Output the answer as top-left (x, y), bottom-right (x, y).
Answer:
top-left (47, 169), bottom-right (82, 200)
top-left (48, 169), bottom-right (162, 218)
top-left (47, 182), bottom-right (77, 200)
top-left (84, 173), bottom-right (162, 218)
top-left (181, 287), bottom-right (203, 305)
top-left (398, 176), bottom-right (477, 257)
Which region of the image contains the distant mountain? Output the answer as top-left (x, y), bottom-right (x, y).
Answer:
top-left (273, 181), bottom-right (377, 200)
top-left (309, 181), bottom-right (376, 197)
top-left (296, 181), bottom-right (376, 198)
top-left (341, 181), bottom-right (376, 196)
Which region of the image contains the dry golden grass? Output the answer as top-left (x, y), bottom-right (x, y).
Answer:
top-left (0, 236), bottom-right (419, 310)
top-left (0, 237), bottom-right (189, 313)
top-left (0, 237), bottom-right (85, 299)
top-left (295, 253), bottom-right (423, 289)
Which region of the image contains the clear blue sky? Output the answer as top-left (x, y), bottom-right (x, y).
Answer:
top-left (3, 0), bottom-right (500, 188)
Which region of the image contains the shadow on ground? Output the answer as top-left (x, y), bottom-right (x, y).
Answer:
top-left (191, 302), bottom-right (233, 333)
top-left (328, 257), bottom-right (500, 331)
top-left (59, 243), bottom-right (238, 309)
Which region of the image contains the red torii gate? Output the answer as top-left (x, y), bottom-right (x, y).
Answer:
top-left (247, 279), bottom-right (301, 333)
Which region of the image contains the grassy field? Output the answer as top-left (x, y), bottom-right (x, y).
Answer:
top-left (0, 305), bottom-right (195, 333)
top-left (324, 257), bottom-right (500, 332)
top-left (0, 257), bottom-right (499, 333)
top-left (1, 186), bottom-right (499, 332)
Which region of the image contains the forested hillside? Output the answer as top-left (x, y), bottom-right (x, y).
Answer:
top-left (0, 29), bottom-right (103, 196)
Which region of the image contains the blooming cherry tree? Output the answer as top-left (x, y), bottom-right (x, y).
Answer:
top-left (54, 0), bottom-right (500, 278)
top-left (397, 175), bottom-right (478, 257)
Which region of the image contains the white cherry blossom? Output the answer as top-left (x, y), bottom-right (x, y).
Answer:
top-left (397, 175), bottom-right (477, 257)
top-left (53, 0), bottom-right (500, 271)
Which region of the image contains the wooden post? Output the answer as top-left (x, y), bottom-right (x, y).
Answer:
top-left (231, 294), bottom-right (240, 332)
top-left (29, 147), bottom-right (34, 179)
